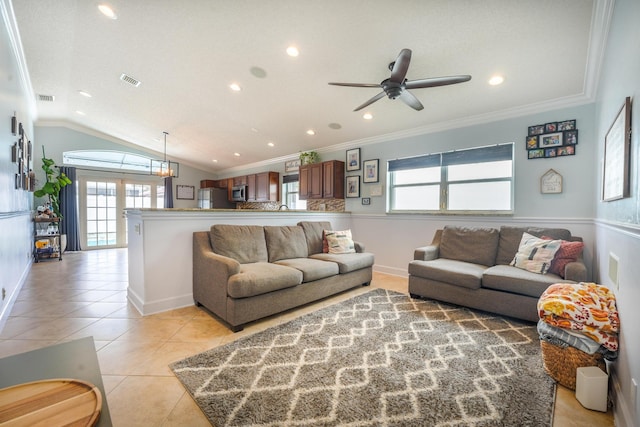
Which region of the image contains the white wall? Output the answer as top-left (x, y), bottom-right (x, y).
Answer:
top-left (593, 0), bottom-right (640, 425)
top-left (0, 1), bottom-right (37, 328)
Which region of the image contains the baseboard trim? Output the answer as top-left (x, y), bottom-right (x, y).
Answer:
top-left (127, 288), bottom-right (194, 316)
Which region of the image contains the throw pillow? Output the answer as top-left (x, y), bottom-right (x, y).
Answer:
top-left (510, 232), bottom-right (562, 274)
top-left (322, 230), bottom-right (329, 253)
top-left (542, 236), bottom-right (584, 278)
top-left (324, 229), bottom-right (355, 254)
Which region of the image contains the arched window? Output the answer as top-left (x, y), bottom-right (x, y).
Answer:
top-left (63, 150), bottom-right (153, 173)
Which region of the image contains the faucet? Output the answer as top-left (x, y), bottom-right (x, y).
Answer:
top-left (279, 204), bottom-right (289, 210)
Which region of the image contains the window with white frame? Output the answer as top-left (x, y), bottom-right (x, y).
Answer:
top-left (388, 143), bottom-right (513, 213)
top-left (281, 174), bottom-right (306, 210)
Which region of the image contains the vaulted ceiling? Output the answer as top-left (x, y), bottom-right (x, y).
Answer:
top-left (11, 0), bottom-right (609, 173)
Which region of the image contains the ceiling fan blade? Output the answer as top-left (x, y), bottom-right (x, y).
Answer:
top-left (354, 92), bottom-right (386, 111)
top-left (405, 75), bottom-right (472, 89)
top-left (328, 82), bottom-right (381, 88)
top-left (389, 49), bottom-right (412, 84)
top-left (399, 90), bottom-right (424, 111)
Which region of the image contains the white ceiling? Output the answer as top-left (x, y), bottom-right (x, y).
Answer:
top-left (11, 0), bottom-right (609, 173)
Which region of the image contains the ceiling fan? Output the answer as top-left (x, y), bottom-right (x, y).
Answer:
top-left (329, 48), bottom-right (471, 111)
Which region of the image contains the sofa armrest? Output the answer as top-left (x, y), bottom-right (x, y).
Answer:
top-left (354, 241), bottom-right (365, 253)
top-left (414, 245), bottom-right (439, 261)
top-left (564, 260), bottom-right (588, 282)
top-left (193, 232), bottom-right (241, 318)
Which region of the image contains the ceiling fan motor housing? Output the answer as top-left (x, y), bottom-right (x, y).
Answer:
top-left (381, 79), bottom-right (403, 99)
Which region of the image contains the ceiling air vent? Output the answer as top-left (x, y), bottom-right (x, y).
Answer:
top-left (120, 73), bottom-right (141, 87)
top-left (37, 94), bottom-right (55, 102)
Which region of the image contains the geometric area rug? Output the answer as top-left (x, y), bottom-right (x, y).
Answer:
top-left (171, 289), bottom-right (555, 426)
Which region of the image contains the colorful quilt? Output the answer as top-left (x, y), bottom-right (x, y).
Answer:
top-left (538, 282), bottom-right (619, 351)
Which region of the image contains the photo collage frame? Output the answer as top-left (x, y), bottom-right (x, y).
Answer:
top-left (526, 119), bottom-right (578, 159)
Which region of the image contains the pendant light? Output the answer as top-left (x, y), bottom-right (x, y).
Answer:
top-left (151, 131), bottom-right (179, 178)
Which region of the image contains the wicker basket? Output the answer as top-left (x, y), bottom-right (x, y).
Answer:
top-left (540, 340), bottom-right (606, 390)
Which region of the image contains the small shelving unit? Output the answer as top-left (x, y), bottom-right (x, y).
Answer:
top-left (33, 217), bottom-right (62, 262)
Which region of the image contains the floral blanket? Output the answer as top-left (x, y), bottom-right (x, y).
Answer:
top-left (537, 282), bottom-right (619, 351)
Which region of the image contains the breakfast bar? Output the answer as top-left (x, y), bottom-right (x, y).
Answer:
top-left (124, 209), bottom-right (353, 315)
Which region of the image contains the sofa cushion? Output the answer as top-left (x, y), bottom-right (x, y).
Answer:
top-left (544, 238), bottom-right (584, 278)
top-left (482, 265), bottom-right (566, 298)
top-left (511, 232), bottom-right (561, 274)
top-left (496, 226), bottom-right (572, 265)
top-left (227, 262), bottom-right (302, 298)
top-left (310, 252), bottom-right (375, 274)
top-left (210, 225), bottom-right (267, 264)
top-left (298, 221), bottom-right (333, 255)
top-left (275, 258), bottom-right (339, 282)
top-left (408, 258), bottom-right (485, 290)
top-left (264, 226), bottom-right (308, 262)
top-left (439, 226), bottom-right (499, 266)
top-left (324, 229), bottom-right (356, 254)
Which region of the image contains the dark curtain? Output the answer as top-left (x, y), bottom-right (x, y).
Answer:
top-left (164, 176), bottom-right (174, 208)
top-left (59, 166), bottom-right (82, 251)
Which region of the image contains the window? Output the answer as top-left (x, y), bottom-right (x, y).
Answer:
top-left (64, 150), bottom-right (154, 172)
top-left (281, 174), bottom-right (306, 210)
top-left (388, 143), bottom-right (513, 213)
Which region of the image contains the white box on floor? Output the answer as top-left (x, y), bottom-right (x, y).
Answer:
top-left (575, 366), bottom-right (608, 412)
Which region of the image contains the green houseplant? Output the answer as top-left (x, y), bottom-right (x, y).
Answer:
top-left (33, 147), bottom-right (72, 219)
top-left (299, 151), bottom-right (320, 165)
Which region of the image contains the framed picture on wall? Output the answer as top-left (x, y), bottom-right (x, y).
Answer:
top-left (346, 148), bottom-right (360, 171)
top-left (363, 159), bottom-right (379, 183)
top-left (176, 185), bottom-right (195, 200)
top-left (346, 175), bottom-right (360, 198)
top-left (602, 97), bottom-right (631, 201)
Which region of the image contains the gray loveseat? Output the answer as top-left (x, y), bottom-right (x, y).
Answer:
top-left (193, 221), bottom-right (374, 331)
top-left (408, 226), bottom-right (587, 322)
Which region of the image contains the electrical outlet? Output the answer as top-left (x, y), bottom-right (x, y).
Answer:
top-left (632, 378), bottom-right (638, 411)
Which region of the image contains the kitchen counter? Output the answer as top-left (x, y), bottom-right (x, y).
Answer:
top-left (124, 209), bottom-right (353, 315)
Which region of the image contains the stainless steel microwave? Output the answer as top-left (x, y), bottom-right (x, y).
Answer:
top-left (231, 185), bottom-right (246, 202)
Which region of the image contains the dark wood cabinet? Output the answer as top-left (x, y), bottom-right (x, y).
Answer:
top-left (246, 174), bottom-right (256, 201)
top-left (323, 160), bottom-right (344, 199)
top-left (300, 161), bottom-right (343, 200)
top-left (255, 172), bottom-right (280, 201)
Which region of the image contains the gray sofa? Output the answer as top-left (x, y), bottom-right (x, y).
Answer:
top-left (408, 226), bottom-right (587, 322)
top-left (193, 221), bottom-right (374, 331)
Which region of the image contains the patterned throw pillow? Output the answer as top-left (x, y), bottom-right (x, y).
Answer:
top-left (324, 229), bottom-right (356, 254)
top-left (542, 237), bottom-right (584, 278)
top-left (510, 232), bottom-right (562, 274)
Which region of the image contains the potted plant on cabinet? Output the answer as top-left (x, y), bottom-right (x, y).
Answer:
top-left (34, 147), bottom-right (72, 252)
top-left (299, 151), bottom-right (320, 165)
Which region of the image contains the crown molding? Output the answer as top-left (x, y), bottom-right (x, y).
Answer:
top-left (1, 0), bottom-right (37, 118)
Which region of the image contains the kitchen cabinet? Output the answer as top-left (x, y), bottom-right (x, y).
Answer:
top-left (300, 163), bottom-right (322, 199)
top-left (256, 172), bottom-right (280, 201)
top-left (246, 174), bottom-right (256, 201)
top-left (300, 161), bottom-right (343, 199)
top-left (323, 160), bottom-right (344, 199)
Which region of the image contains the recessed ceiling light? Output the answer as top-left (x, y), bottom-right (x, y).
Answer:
top-left (489, 75), bottom-right (504, 86)
top-left (75, 110), bottom-right (86, 116)
top-left (78, 90), bottom-right (92, 98)
top-left (212, 159), bottom-right (218, 163)
top-left (286, 46), bottom-right (299, 57)
top-left (306, 129), bottom-right (315, 136)
top-left (229, 83), bottom-right (241, 92)
top-left (363, 113), bottom-right (373, 120)
top-left (98, 4), bottom-right (117, 19)
top-left (267, 142), bottom-right (275, 147)
top-left (234, 152), bottom-right (241, 157)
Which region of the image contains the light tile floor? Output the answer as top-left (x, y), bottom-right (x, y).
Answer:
top-left (0, 249), bottom-right (613, 426)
